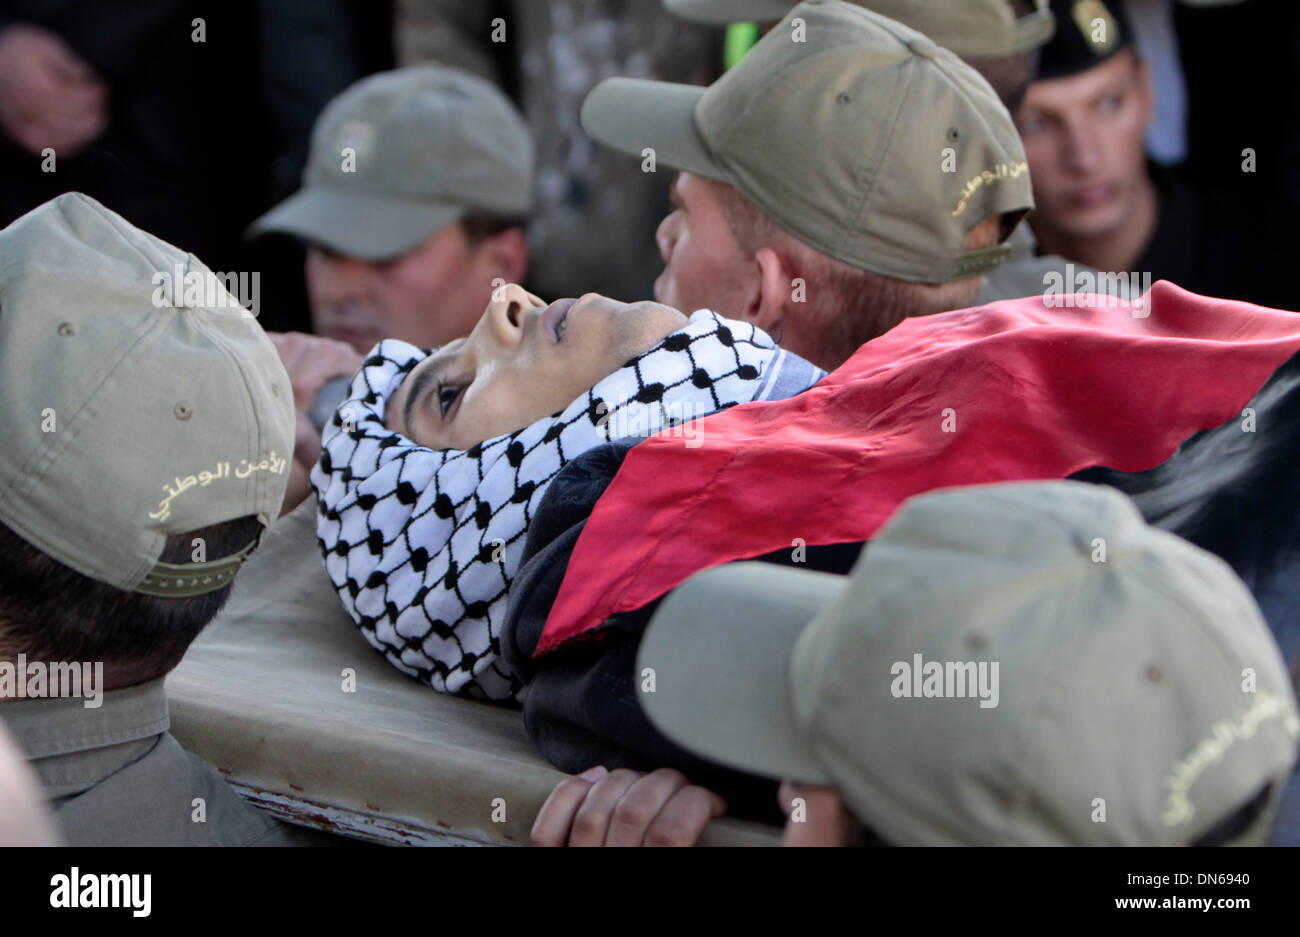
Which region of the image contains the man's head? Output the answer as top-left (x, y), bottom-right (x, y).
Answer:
top-left (639, 481), bottom-right (1300, 845)
top-left (1017, 0), bottom-right (1151, 245)
top-left (655, 171), bottom-right (1004, 369)
top-left (0, 194), bottom-right (295, 690)
top-left (386, 284), bottom-right (687, 450)
top-left (250, 66), bottom-right (535, 353)
top-left (585, 0), bottom-right (1035, 370)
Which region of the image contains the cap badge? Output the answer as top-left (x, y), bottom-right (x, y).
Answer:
top-left (1072, 0), bottom-right (1119, 54)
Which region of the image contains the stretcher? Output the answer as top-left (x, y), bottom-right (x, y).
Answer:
top-left (166, 499), bottom-right (779, 846)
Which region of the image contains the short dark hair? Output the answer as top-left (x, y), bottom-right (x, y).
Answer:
top-left (0, 516), bottom-right (262, 678)
top-left (459, 213), bottom-right (528, 248)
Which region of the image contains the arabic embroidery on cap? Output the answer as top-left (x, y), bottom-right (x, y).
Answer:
top-left (952, 161), bottom-right (1029, 218)
top-left (1160, 691), bottom-right (1300, 827)
top-left (311, 313), bottom-right (781, 701)
top-left (150, 452), bottom-right (288, 521)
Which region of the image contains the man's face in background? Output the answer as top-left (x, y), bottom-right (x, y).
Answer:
top-left (305, 220), bottom-right (522, 354)
top-left (1016, 49), bottom-right (1153, 244)
top-left (653, 172), bottom-right (757, 318)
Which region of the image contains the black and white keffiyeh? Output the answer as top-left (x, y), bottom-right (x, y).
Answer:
top-left (311, 311), bottom-right (791, 701)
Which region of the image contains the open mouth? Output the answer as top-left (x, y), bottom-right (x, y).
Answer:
top-left (542, 297), bottom-right (578, 344)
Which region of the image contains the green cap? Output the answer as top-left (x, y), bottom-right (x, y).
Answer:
top-left (639, 481), bottom-right (1300, 845)
top-left (665, 0), bottom-right (1057, 58)
top-left (0, 194), bottom-right (295, 597)
top-left (583, 0), bottom-right (1034, 283)
top-left (249, 66), bottom-right (535, 262)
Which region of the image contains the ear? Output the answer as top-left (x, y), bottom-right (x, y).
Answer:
top-left (474, 226), bottom-right (529, 286)
top-left (750, 246), bottom-right (791, 340)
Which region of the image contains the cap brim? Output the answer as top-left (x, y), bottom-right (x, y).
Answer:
top-left (1011, 6), bottom-right (1056, 54)
top-left (662, 0), bottom-right (793, 24)
top-left (580, 78), bottom-right (728, 184)
top-left (636, 561), bottom-right (847, 785)
top-left (246, 187), bottom-right (463, 262)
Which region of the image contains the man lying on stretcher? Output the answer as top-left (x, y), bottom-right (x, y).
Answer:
top-left (309, 283), bottom-right (824, 701)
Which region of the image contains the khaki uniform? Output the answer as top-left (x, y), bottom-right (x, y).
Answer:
top-left (2, 679), bottom-right (321, 846)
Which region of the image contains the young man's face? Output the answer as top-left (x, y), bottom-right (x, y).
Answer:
top-left (1016, 49), bottom-right (1153, 243)
top-left (386, 284), bottom-right (687, 451)
top-left (653, 172), bottom-right (756, 318)
top-left (305, 222), bottom-right (499, 354)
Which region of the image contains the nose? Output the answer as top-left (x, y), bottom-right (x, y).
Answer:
top-left (485, 282), bottom-right (541, 347)
top-left (1061, 116), bottom-right (1102, 173)
top-left (309, 249), bottom-right (370, 296)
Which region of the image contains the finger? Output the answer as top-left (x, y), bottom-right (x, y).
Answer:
top-left (268, 331), bottom-right (306, 366)
top-left (48, 80), bottom-right (104, 111)
top-left (47, 110), bottom-right (106, 154)
top-left (15, 99), bottom-right (104, 156)
top-left (294, 412), bottom-right (322, 466)
top-left (64, 104), bottom-right (106, 137)
top-left (567, 769), bottom-right (643, 846)
top-left (604, 767), bottom-right (691, 846)
top-left (43, 39), bottom-right (98, 83)
top-left (280, 461), bottom-right (312, 517)
top-left (16, 125), bottom-right (86, 156)
top-left (530, 767), bottom-right (608, 847)
top-left (47, 94), bottom-right (106, 133)
top-left (642, 784), bottom-right (727, 847)
top-left (5, 122), bottom-right (54, 155)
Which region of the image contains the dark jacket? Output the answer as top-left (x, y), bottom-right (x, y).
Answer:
top-left (504, 437), bottom-right (861, 822)
top-left (506, 350), bottom-right (1300, 842)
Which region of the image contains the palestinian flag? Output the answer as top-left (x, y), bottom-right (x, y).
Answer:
top-left (536, 281), bottom-right (1300, 669)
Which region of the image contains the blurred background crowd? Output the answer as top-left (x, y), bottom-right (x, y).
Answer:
top-left (0, 0), bottom-right (1296, 339)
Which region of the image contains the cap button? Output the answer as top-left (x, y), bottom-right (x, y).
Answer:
top-left (905, 35), bottom-right (938, 59)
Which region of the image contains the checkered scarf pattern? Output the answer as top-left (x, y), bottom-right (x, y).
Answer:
top-left (311, 311), bottom-right (780, 701)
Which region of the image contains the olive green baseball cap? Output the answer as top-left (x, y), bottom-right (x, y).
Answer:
top-left (639, 481), bottom-right (1300, 845)
top-left (249, 65), bottom-right (535, 262)
top-left (664, 0), bottom-right (1057, 58)
top-left (0, 193), bottom-right (295, 597)
top-left (583, 0), bottom-right (1034, 283)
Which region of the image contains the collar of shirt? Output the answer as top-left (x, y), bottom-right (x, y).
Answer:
top-left (753, 349), bottom-right (827, 401)
top-left (1, 678), bottom-right (169, 799)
